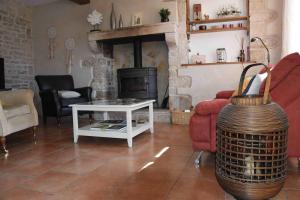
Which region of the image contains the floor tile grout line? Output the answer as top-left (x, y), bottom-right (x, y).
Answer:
top-left (164, 152), bottom-right (194, 200)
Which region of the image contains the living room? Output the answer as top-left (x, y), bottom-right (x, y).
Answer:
top-left (0, 0), bottom-right (300, 199)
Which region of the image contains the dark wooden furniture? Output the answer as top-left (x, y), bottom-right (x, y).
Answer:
top-left (35, 75), bottom-right (92, 125)
top-left (216, 63), bottom-right (288, 200)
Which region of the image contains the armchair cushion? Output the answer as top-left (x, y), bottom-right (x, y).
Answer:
top-left (60, 97), bottom-right (87, 107)
top-left (3, 104), bottom-right (30, 119)
top-left (58, 90), bottom-right (81, 99)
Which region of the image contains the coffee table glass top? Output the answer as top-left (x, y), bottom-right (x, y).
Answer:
top-left (74, 98), bottom-right (154, 106)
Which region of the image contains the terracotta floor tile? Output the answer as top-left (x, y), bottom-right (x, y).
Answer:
top-left (1, 122), bottom-right (300, 200)
top-left (167, 177), bottom-right (225, 200)
top-left (0, 187), bottom-right (51, 200)
top-left (52, 156), bottom-right (104, 175)
top-left (20, 171), bottom-right (80, 194)
top-left (285, 189), bottom-right (300, 200)
top-left (4, 160), bottom-right (58, 177)
top-left (0, 173), bottom-right (31, 193)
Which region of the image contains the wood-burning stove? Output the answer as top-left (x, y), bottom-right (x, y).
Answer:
top-left (117, 67), bottom-right (157, 100)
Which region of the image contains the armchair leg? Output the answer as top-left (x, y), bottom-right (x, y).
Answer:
top-left (298, 158), bottom-right (300, 169)
top-left (0, 136), bottom-right (8, 154)
top-left (43, 116), bottom-right (47, 124)
top-left (194, 151), bottom-right (204, 168)
top-left (56, 117), bottom-right (61, 127)
top-left (89, 113), bottom-right (93, 124)
top-left (33, 126), bottom-right (37, 144)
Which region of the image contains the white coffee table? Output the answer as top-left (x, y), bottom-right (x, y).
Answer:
top-left (70, 99), bottom-right (155, 147)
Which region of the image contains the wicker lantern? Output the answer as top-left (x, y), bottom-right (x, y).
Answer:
top-left (216, 63), bottom-right (288, 200)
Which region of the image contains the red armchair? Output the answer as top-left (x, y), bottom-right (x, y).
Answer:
top-left (189, 53), bottom-right (300, 164)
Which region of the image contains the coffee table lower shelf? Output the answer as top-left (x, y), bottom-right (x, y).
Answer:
top-left (75, 122), bottom-right (150, 146)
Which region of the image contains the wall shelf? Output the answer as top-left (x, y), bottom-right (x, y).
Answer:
top-left (189, 16), bottom-right (249, 25)
top-left (181, 61), bottom-right (256, 67)
top-left (190, 27), bottom-right (248, 34)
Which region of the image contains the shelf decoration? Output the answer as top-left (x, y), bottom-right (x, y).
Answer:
top-left (193, 4), bottom-right (202, 20)
top-left (217, 5), bottom-right (241, 18)
top-left (87, 10), bottom-right (103, 32)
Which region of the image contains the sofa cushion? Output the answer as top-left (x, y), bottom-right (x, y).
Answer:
top-left (3, 104), bottom-right (30, 119)
top-left (60, 97), bottom-right (87, 107)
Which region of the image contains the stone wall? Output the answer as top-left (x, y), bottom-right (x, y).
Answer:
top-left (250, 0), bottom-right (283, 64)
top-left (0, 0), bottom-right (34, 88)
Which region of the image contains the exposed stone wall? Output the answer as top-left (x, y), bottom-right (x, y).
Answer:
top-left (0, 0), bottom-right (34, 88)
top-left (249, 0), bottom-right (283, 64)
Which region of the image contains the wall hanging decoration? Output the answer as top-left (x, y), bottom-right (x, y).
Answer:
top-left (87, 10), bottom-right (103, 32)
top-left (65, 38), bottom-right (76, 74)
top-left (110, 3), bottom-right (117, 30)
top-left (47, 26), bottom-right (57, 59)
top-left (217, 5), bottom-right (241, 18)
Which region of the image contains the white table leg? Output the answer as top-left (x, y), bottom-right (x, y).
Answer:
top-left (126, 110), bottom-right (133, 148)
top-left (72, 107), bottom-right (79, 143)
top-left (103, 111), bottom-right (108, 120)
top-left (149, 103), bottom-right (154, 133)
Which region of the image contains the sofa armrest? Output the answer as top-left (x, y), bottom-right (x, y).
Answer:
top-left (215, 90), bottom-right (234, 99)
top-left (195, 99), bottom-right (230, 115)
top-left (73, 87), bottom-right (92, 101)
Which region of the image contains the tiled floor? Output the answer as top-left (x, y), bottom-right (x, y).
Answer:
top-left (0, 119), bottom-right (299, 200)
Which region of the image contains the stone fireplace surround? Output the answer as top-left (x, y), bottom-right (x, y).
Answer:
top-left (86, 21), bottom-right (191, 111)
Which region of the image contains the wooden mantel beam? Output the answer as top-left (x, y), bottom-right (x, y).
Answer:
top-left (69, 0), bottom-right (90, 5)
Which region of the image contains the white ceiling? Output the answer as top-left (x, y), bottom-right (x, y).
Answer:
top-left (17, 0), bottom-right (60, 6)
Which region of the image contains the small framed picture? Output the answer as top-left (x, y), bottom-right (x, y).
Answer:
top-left (132, 13), bottom-right (143, 26)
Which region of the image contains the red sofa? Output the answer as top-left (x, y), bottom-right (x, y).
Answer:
top-left (189, 53), bottom-right (300, 159)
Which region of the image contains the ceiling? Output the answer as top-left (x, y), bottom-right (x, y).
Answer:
top-left (17, 0), bottom-right (61, 6)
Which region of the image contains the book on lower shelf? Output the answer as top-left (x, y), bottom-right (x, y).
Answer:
top-left (90, 121), bottom-right (127, 131)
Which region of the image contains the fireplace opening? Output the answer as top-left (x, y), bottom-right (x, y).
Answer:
top-left (117, 67), bottom-right (157, 101)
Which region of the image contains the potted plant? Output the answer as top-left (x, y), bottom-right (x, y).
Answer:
top-left (159, 8), bottom-right (171, 22)
top-left (87, 10), bottom-right (103, 32)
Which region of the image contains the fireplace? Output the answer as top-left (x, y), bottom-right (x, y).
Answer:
top-left (117, 67), bottom-right (157, 100)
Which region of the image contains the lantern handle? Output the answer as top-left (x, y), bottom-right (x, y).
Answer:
top-left (237, 63), bottom-right (271, 104)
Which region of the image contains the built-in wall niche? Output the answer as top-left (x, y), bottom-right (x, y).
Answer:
top-left (187, 0), bottom-right (250, 63)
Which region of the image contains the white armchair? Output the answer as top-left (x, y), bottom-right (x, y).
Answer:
top-left (0, 89), bottom-right (38, 153)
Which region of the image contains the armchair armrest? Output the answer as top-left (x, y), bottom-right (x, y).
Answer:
top-left (215, 90), bottom-right (235, 99)
top-left (73, 87), bottom-right (92, 101)
top-left (0, 89), bottom-right (38, 129)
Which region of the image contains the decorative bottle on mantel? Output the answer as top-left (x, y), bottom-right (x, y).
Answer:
top-left (110, 3), bottom-right (117, 30)
top-left (119, 14), bottom-right (123, 29)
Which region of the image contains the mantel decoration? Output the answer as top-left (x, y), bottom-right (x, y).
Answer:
top-left (110, 3), bottom-right (117, 30)
top-left (65, 37), bottom-right (76, 74)
top-left (87, 10), bottom-right (103, 32)
top-left (217, 5), bottom-right (241, 18)
top-left (159, 8), bottom-right (171, 22)
top-left (47, 26), bottom-right (57, 59)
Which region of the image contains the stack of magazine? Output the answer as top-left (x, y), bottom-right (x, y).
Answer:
top-left (90, 120), bottom-right (127, 131)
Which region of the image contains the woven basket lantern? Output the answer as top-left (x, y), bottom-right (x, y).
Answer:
top-left (216, 63), bottom-right (288, 200)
